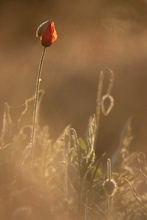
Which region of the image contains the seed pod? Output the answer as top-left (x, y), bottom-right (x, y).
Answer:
top-left (36, 20), bottom-right (57, 47)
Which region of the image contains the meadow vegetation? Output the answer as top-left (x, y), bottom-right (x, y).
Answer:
top-left (0, 70), bottom-right (147, 220)
top-left (0, 19), bottom-right (147, 220)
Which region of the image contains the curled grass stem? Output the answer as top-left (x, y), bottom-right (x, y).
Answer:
top-left (94, 69), bottom-right (114, 149)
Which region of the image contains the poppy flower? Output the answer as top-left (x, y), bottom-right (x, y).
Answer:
top-left (36, 20), bottom-right (57, 47)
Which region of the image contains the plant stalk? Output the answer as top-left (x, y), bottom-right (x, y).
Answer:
top-left (30, 46), bottom-right (46, 166)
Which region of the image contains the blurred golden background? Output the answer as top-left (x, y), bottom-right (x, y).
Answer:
top-left (0, 0), bottom-right (147, 155)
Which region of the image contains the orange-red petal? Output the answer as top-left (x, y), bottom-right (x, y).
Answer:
top-left (36, 20), bottom-right (57, 47)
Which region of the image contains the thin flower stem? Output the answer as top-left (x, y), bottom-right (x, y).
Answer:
top-left (30, 46), bottom-right (46, 167)
top-left (107, 195), bottom-right (111, 220)
top-left (107, 158), bottom-right (111, 181)
top-left (94, 71), bottom-right (104, 149)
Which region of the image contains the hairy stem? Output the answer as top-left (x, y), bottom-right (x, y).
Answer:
top-left (94, 71), bottom-right (104, 149)
top-left (30, 46), bottom-right (46, 166)
top-left (107, 158), bottom-right (111, 181)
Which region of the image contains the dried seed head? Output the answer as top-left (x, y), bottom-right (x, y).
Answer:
top-left (103, 178), bottom-right (117, 196)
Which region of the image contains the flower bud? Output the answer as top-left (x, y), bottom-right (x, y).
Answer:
top-left (36, 20), bottom-right (57, 47)
top-left (103, 179), bottom-right (117, 196)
